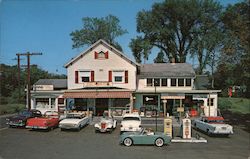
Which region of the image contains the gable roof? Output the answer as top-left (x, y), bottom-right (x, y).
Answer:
top-left (138, 63), bottom-right (196, 78)
top-left (64, 39), bottom-right (138, 68)
top-left (34, 79), bottom-right (67, 89)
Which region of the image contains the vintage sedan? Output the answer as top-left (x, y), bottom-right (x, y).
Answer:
top-left (193, 116), bottom-right (233, 136)
top-left (120, 113), bottom-right (142, 134)
top-left (59, 112), bottom-right (89, 131)
top-left (120, 128), bottom-right (171, 147)
top-left (25, 111), bottom-right (59, 130)
top-left (6, 109), bottom-right (42, 127)
top-left (94, 116), bottom-right (117, 133)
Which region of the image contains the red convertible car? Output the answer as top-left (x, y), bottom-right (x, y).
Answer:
top-left (26, 111), bottom-right (59, 130)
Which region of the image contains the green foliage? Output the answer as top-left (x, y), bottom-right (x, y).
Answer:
top-left (0, 64), bottom-right (66, 104)
top-left (70, 15), bottom-right (127, 51)
top-left (219, 97), bottom-right (250, 114)
top-left (132, 0), bottom-right (222, 63)
top-left (129, 36), bottom-right (152, 63)
top-left (154, 50), bottom-right (167, 63)
top-left (0, 103), bottom-right (26, 115)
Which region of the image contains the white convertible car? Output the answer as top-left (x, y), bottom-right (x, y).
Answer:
top-left (120, 113), bottom-right (142, 134)
top-left (94, 116), bottom-right (117, 133)
top-left (193, 116), bottom-right (233, 136)
top-left (59, 112), bottom-right (89, 131)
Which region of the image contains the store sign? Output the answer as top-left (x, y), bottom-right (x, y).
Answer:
top-left (177, 107), bottom-right (184, 112)
top-left (143, 95), bottom-right (158, 105)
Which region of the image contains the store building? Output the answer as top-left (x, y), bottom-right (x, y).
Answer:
top-left (134, 64), bottom-right (220, 117)
top-left (31, 79), bottom-right (67, 114)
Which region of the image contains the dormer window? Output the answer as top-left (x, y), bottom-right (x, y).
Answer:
top-left (94, 51), bottom-right (108, 59)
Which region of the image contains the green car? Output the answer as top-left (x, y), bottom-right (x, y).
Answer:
top-left (120, 128), bottom-right (171, 147)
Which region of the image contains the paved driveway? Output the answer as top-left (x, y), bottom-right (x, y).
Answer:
top-left (0, 124), bottom-right (249, 159)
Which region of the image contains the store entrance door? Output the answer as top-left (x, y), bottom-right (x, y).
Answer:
top-left (95, 98), bottom-right (109, 116)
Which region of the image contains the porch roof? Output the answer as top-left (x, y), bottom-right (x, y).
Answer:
top-left (63, 90), bottom-right (132, 98)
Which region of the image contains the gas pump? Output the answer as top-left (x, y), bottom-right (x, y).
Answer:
top-left (164, 117), bottom-right (172, 138)
top-left (182, 118), bottom-right (191, 139)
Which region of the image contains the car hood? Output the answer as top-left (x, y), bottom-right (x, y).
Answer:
top-left (209, 123), bottom-right (232, 128)
top-left (121, 120), bottom-right (141, 126)
top-left (59, 119), bottom-right (82, 124)
top-left (8, 115), bottom-right (27, 121)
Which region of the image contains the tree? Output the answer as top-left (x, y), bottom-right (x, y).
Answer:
top-left (131, 0), bottom-right (222, 63)
top-left (70, 15), bottom-right (128, 51)
top-left (154, 50), bottom-right (167, 63)
top-left (214, 1), bottom-right (250, 97)
top-left (129, 36), bottom-right (152, 63)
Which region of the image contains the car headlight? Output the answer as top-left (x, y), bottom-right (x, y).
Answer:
top-left (18, 120), bottom-right (23, 123)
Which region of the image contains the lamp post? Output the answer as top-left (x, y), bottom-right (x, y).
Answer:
top-left (154, 79), bottom-right (158, 131)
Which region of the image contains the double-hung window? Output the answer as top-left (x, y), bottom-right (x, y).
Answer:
top-left (79, 71), bottom-right (91, 83)
top-left (113, 71), bottom-right (124, 83)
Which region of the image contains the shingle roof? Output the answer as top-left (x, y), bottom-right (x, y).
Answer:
top-left (138, 63), bottom-right (195, 78)
top-left (34, 79), bottom-right (67, 89)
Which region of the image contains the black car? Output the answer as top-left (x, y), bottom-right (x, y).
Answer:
top-left (6, 109), bottom-right (42, 127)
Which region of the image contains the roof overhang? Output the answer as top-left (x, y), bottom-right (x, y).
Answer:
top-left (63, 89), bottom-right (132, 98)
top-left (135, 89), bottom-right (221, 94)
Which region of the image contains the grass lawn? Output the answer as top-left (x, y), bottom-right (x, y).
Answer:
top-left (0, 103), bottom-right (26, 115)
top-left (218, 97), bottom-right (250, 114)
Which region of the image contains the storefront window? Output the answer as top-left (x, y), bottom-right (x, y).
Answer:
top-left (58, 98), bottom-right (64, 105)
top-left (35, 98), bottom-right (49, 108)
top-left (51, 98), bottom-right (55, 108)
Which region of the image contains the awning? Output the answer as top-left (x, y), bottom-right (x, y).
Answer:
top-left (63, 91), bottom-right (131, 98)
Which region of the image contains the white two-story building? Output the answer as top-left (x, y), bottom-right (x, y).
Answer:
top-left (62, 39), bottom-right (137, 116)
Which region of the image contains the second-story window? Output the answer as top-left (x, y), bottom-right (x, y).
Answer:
top-left (171, 78), bottom-right (177, 86)
top-left (113, 71), bottom-right (124, 83)
top-left (154, 78), bottom-right (160, 86)
top-left (147, 78), bottom-right (153, 86)
top-left (186, 78), bottom-right (191, 86)
top-left (178, 78), bottom-right (184, 87)
top-left (79, 71), bottom-right (90, 82)
top-left (161, 78), bottom-right (167, 86)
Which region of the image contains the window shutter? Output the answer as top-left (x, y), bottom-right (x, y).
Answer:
top-left (75, 71), bottom-right (78, 83)
top-left (105, 51), bottom-right (109, 59)
top-left (91, 71), bottom-right (94, 82)
top-left (125, 70), bottom-right (128, 83)
top-left (108, 71), bottom-right (112, 82)
top-left (94, 51), bottom-right (98, 59)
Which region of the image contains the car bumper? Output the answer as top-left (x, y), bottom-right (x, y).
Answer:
top-left (95, 127), bottom-right (112, 132)
top-left (26, 125), bottom-right (49, 129)
top-left (7, 122), bottom-right (25, 127)
top-left (59, 125), bottom-right (79, 129)
top-left (120, 127), bottom-right (142, 132)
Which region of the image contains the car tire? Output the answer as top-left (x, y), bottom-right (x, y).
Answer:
top-left (155, 138), bottom-right (164, 147)
top-left (206, 129), bottom-right (211, 136)
top-left (123, 138), bottom-right (133, 147)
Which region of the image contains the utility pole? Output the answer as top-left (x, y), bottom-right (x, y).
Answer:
top-left (17, 52), bottom-right (42, 110)
top-left (13, 54), bottom-right (23, 102)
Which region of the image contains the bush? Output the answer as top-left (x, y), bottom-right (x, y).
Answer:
top-left (0, 104), bottom-right (26, 115)
top-left (218, 98), bottom-right (232, 110)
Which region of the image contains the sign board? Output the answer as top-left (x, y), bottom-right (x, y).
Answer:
top-left (177, 107), bottom-right (184, 112)
top-left (161, 96), bottom-right (185, 99)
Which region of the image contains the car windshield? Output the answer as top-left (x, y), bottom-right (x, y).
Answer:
top-left (123, 117), bottom-right (140, 121)
top-left (207, 120), bottom-right (224, 123)
top-left (66, 114), bottom-right (82, 119)
top-left (19, 111), bottom-right (31, 117)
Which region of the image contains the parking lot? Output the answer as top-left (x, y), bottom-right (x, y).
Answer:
top-left (0, 118), bottom-right (249, 159)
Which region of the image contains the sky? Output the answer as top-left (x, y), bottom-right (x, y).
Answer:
top-left (0, 0), bottom-right (240, 75)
